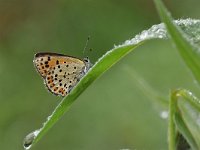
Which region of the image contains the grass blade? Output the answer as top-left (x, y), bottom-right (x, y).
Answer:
top-left (123, 66), bottom-right (168, 109)
top-left (24, 18), bottom-right (200, 149)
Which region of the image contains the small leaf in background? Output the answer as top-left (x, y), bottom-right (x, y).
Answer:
top-left (122, 66), bottom-right (168, 115)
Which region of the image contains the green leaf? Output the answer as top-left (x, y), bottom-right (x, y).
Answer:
top-left (169, 89), bottom-right (200, 150)
top-left (23, 19), bottom-right (200, 149)
top-left (154, 0), bottom-right (200, 85)
top-left (24, 45), bottom-right (139, 149)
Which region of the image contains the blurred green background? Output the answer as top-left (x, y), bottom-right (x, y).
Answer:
top-left (0, 0), bottom-right (200, 150)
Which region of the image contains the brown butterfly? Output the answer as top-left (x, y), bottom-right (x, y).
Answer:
top-left (33, 52), bottom-right (91, 97)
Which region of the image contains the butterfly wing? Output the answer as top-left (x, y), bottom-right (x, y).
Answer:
top-left (33, 52), bottom-right (87, 96)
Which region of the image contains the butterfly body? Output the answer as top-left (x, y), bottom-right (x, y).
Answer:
top-left (33, 52), bottom-right (91, 97)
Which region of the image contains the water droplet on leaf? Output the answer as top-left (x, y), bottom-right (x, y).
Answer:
top-left (23, 130), bottom-right (40, 150)
top-left (160, 110), bottom-right (168, 119)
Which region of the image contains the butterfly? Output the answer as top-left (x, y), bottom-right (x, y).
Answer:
top-left (33, 52), bottom-right (91, 97)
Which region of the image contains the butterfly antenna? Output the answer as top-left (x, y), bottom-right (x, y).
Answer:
top-left (83, 36), bottom-right (90, 55)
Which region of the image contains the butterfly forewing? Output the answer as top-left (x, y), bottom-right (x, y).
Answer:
top-left (33, 53), bottom-right (87, 97)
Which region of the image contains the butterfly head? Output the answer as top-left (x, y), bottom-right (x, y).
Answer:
top-left (83, 56), bottom-right (92, 72)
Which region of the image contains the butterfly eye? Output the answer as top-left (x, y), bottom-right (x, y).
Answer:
top-left (83, 57), bottom-right (89, 62)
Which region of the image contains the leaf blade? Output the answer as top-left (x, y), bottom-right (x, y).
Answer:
top-left (24, 18), bottom-right (200, 149)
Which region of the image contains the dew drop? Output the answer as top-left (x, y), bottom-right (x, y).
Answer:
top-left (23, 129), bottom-right (40, 150)
top-left (114, 19), bottom-right (200, 49)
top-left (47, 115), bottom-right (51, 121)
top-left (160, 110), bottom-right (168, 119)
